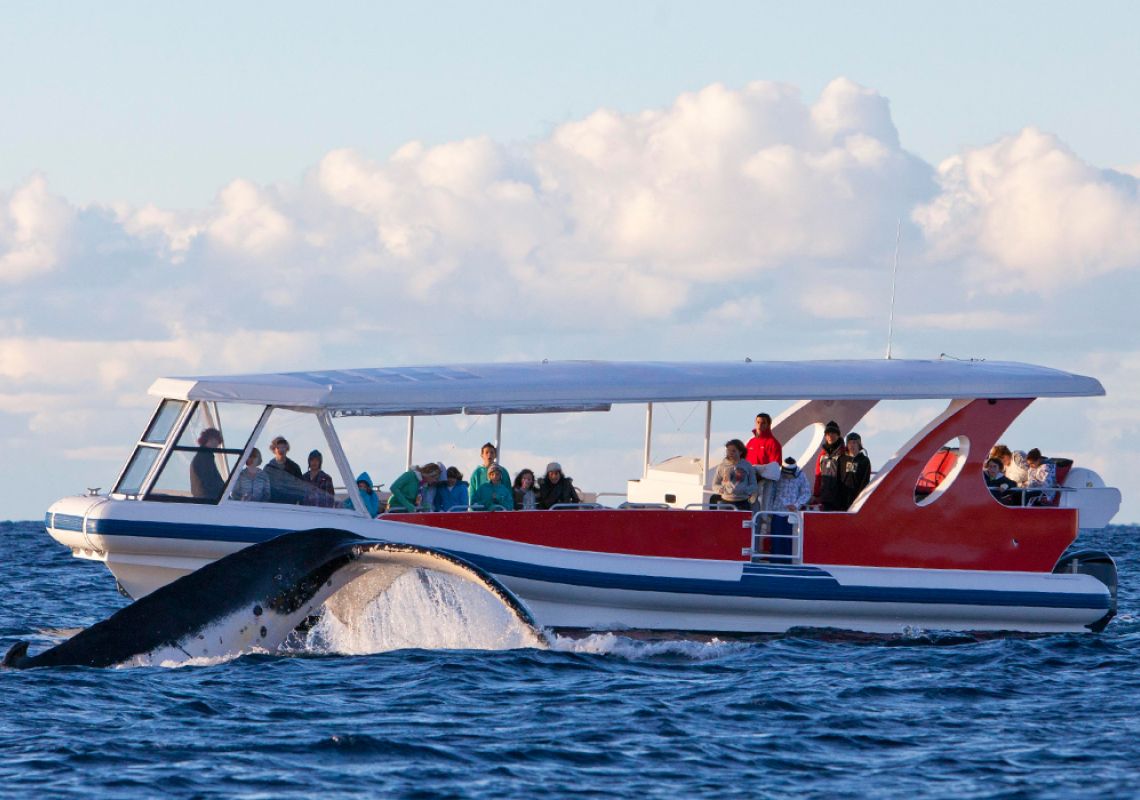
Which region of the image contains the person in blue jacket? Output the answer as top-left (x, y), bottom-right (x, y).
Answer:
top-left (471, 465), bottom-right (512, 511)
top-left (433, 466), bottom-right (470, 512)
top-left (344, 472), bottom-right (381, 517)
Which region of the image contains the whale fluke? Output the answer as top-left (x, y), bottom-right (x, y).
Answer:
top-left (4, 528), bottom-right (546, 669)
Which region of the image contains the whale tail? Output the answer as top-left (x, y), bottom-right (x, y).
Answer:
top-left (5, 529), bottom-right (546, 669)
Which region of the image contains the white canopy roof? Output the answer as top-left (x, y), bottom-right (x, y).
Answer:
top-left (147, 359), bottom-right (1104, 416)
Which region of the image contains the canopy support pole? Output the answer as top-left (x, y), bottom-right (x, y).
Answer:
top-left (495, 412), bottom-right (503, 457)
top-left (643, 402), bottom-right (653, 477)
top-left (405, 416), bottom-right (414, 471)
top-left (702, 401), bottom-right (712, 487)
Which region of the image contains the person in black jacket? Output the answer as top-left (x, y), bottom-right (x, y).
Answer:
top-left (838, 431), bottom-right (872, 510)
top-left (813, 420), bottom-right (846, 510)
top-left (537, 462), bottom-right (581, 509)
top-left (984, 457), bottom-right (1020, 506)
top-left (189, 427), bottom-right (225, 500)
top-left (265, 435), bottom-right (305, 504)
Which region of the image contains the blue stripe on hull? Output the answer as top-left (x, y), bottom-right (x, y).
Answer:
top-left (72, 518), bottom-right (1109, 612)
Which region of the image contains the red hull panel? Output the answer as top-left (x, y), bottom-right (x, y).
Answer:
top-left (803, 398), bottom-right (1077, 571)
top-left (388, 509), bottom-right (753, 561)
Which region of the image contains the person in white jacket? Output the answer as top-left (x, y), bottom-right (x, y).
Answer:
top-left (768, 457), bottom-right (811, 563)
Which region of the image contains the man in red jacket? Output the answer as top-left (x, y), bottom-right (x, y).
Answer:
top-left (745, 412), bottom-right (783, 468)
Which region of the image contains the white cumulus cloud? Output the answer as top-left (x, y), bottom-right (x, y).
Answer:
top-left (914, 128), bottom-right (1140, 290)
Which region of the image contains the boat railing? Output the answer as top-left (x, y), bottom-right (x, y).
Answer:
top-left (618, 502), bottom-right (672, 510)
top-left (748, 510), bottom-right (802, 564)
top-left (548, 502), bottom-right (607, 510)
top-left (684, 502), bottom-right (744, 511)
top-left (993, 485), bottom-right (1071, 507)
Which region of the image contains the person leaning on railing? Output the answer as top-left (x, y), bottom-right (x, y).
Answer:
top-left (388, 463), bottom-right (441, 513)
top-left (1024, 448), bottom-right (1057, 505)
top-left (774, 457), bottom-right (811, 511)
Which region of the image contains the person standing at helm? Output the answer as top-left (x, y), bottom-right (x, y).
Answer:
top-left (190, 428), bottom-right (225, 500)
top-left (813, 420), bottom-right (846, 511)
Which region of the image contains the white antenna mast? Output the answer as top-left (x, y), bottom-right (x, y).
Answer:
top-left (885, 217), bottom-right (901, 359)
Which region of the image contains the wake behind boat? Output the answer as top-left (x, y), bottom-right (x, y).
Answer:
top-left (44, 359), bottom-right (1122, 635)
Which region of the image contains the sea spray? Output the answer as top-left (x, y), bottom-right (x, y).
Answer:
top-left (304, 568), bottom-right (544, 654)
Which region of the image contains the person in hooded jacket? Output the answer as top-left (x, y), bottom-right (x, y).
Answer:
top-left (838, 432), bottom-right (872, 510)
top-left (433, 466), bottom-right (470, 512)
top-left (302, 449), bottom-right (336, 507)
top-left (472, 465), bottom-right (513, 511)
top-left (813, 420), bottom-right (846, 511)
top-left (469, 443), bottom-right (511, 504)
top-left (745, 412), bottom-right (783, 468)
top-left (388, 463), bottom-right (441, 513)
top-left (537, 462), bottom-right (581, 509)
top-left (344, 472), bottom-right (381, 517)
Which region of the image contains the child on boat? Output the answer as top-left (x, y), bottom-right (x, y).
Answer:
top-left (472, 465), bottom-right (513, 511)
top-left (344, 472), bottom-right (381, 517)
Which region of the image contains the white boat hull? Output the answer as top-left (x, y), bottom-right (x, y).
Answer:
top-left (45, 496), bottom-right (1113, 636)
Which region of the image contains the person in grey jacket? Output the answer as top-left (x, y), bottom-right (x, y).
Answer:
top-left (231, 447), bottom-right (270, 502)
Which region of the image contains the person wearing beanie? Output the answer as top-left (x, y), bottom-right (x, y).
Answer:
top-left (767, 457), bottom-right (811, 563)
top-left (838, 432), bottom-right (871, 510)
top-left (813, 421), bottom-right (846, 511)
top-left (302, 449), bottom-right (335, 507)
top-left (537, 461), bottom-right (580, 509)
top-left (774, 457), bottom-right (811, 511)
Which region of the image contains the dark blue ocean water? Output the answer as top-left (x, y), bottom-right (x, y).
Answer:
top-left (2, 521), bottom-right (1139, 799)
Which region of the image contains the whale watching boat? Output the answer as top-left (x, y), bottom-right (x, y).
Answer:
top-left (45, 359), bottom-right (1123, 635)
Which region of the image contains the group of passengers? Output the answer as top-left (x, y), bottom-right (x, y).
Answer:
top-left (711, 414), bottom-right (872, 514)
top-left (984, 444), bottom-right (1057, 506)
top-left (377, 443), bottom-right (581, 515)
top-left (228, 436), bottom-right (338, 507)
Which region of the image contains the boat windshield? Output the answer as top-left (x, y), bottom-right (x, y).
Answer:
top-left (145, 402), bottom-right (264, 504)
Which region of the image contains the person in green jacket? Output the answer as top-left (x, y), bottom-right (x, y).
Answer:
top-left (468, 442), bottom-right (510, 504)
top-left (471, 465), bottom-right (512, 511)
top-left (387, 463), bottom-right (441, 512)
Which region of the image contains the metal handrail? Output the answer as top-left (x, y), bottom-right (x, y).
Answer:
top-left (684, 502), bottom-right (741, 511)
top-left (618, 502), bottom-right (672, 510)
top-left (990, 484), bottom-right (1067, 506)
top-left (748, 510), bottom-right (803, 564)
top-left (548, 502), bottom-right (605, 510)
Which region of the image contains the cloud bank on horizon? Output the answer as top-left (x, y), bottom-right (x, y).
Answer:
top-left (2, 77), bottom-right (1139, 519)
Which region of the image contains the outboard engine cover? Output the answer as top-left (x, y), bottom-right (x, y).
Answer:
top-left (1053, 550), bottom-right (1118, 632)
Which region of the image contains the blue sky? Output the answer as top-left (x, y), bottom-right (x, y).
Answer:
top-left (2, 1), bottom-right (1139, 521)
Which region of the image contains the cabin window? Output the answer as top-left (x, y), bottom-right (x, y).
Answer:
top-left (914, 436), bottom-right (970, 506)
top-left (146, 402), bottom-right (265, 504)
top-left (113, 399), bottom-right (189, 497)
top-left (115, 447), bottom-right (162, 496)
top-left (143, 399), bottom-right (185, 443)
top-left (243, 408), bottom-right (352, 508)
